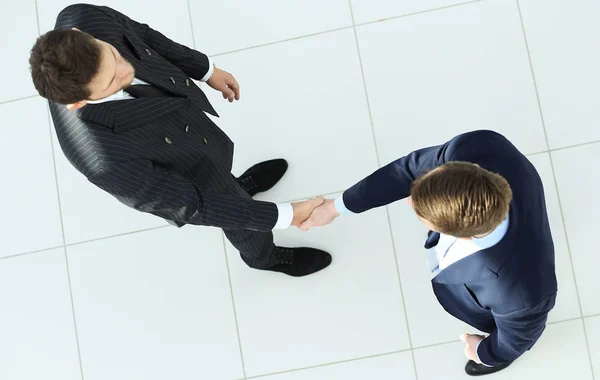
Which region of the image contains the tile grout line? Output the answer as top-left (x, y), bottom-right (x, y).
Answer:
top-left (211, 25), bottom-right (354, 57)
top-left (388, 206), bottom-right (420, 380)
top-left (244, 313), bottom-right (599, 379)
top-left (246, 348), bottom-right (412, 379)
top-left (38, 2), bottom-right (84, 377)
top-left (548, 139), bottom-right (600, 153)
top-left (220, 232), bottom-right (248, 379)
top-left (247, 335), bottom-right (488, 379)
top-left (0, 95), bottom-right (39, 105)
top-left (64, 225), bottom-right (171, 247)
top-left (33, 0), bottom-right (41, 35)
top-left (211, 0), bottom-right (484, 58)
top-left (550, 136), bottom-right (597, 379)
top-left (516, 1), bottom-right (595, 379)
top-left (525, 141), bottom-right (600, 157)
top-left (547, 316), bottom-right (586, 326)
top-left (0, 225), bottom-right (171, 262)
top-left (352, 0), bottom-right (485, 28)
top-left (527, 149), bottom-right (551, 157)
top-left (45, 104), bottom-right (86, 379)
top-left (186, 0), bottom-right (197, 50)
top-left (348, 0), bottom-right (420, 379)
top-left (347, 4), bottom-right (380, 170)
top-left (0, 245), bottom-right (65, 262)
top-left (0, 187), bottom-right (340, 262)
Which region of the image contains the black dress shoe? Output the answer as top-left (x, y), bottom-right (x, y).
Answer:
top-left (465, 360), bottom-right (512, 376)
top-left (237, 159), bottom-right (288, 197)
top-left (265, 247), bottom-right (332, 277)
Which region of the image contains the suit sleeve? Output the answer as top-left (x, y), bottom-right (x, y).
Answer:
top-left (477, 294), bottom-right (556, 366)
top-left (341, 143), bottom-right (448, 213)
top-left (94, 5), bottom-right (212, 80)
top-left (88, 159), bottom-right (279, 231)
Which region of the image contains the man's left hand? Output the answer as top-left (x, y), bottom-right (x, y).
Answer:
top-left (291, 197), bottom-right (325, 227)
top-left (460, 333), bottom-right (486, 363)
top-left (207, 68), bottom-right (240, 102)
top-left (299, 199), bottom-right (339, 231)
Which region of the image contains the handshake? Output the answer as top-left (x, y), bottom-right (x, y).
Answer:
top-left (291, 197), bottom-right (340, 231)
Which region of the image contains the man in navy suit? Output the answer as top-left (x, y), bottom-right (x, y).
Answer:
top-left (301, 130), bottom-right (557, 376)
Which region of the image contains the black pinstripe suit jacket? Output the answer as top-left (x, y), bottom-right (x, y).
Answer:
top-left (49, 4), bottom-right (278, 231)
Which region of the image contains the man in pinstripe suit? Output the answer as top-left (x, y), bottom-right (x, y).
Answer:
top-left (29, 4), bottom-right (331, 277)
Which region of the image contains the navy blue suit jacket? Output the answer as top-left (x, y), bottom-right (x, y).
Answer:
top-left (342, 130), bottom-right (557, 365)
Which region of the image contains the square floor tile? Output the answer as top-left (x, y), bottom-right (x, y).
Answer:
top-left (552, 144), bottom-right (600, 316)
top-left (226, 199), bottom-right (409, 376)
top-left (190, 0), bottom-right (352, 55)
top-left (50, 121), bottom-right (166, 244)
top-left (585, 315), bottom-right (600, 376)
top-left (0, 1), bottom-right (39, 102)
top-left (0, 249), bottom-right (81, 380)
top-left (519, 0), bottom-right (600, 149)
top-left (527, 153), bottom-right (581, 322)
top-left (66, 227), bottom-right (243, 380)
top-left (350, 0), bottom-right (470, 25)
top-left (414, 319), bottom-right (593, 380)
top-left (0, 98), bottom-right (63, 257)
top-left (203, 29), bottom-right (378, 203)
top-left (388, 200), bottom-right (485, 347)
top-left (37, 0), bottom-right (194, 50)
top-left (261, 352), bottom-right (415, 380)
top-left (356, 0), bottom-right (546, 166)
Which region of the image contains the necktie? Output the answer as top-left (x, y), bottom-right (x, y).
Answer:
top-left (125, 84), bottom-right (174, 98)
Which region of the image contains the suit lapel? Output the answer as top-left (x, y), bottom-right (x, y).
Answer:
top-left (78, 97), bottom-right (189, 133)
top-left (432, 207), bottom-right (518, 285)
top-left (76, 102), bottom-right (117, 128)
top-left (77, 32), bottom-right (190, 133)
top-left (121, 32), bottom-right (185, 97)
top-left (112, 97), bottom-right (188, 133)
top-left (432, 253), bottom-right (499, 284)
top-left (120, 31), bottom-right (218, 117)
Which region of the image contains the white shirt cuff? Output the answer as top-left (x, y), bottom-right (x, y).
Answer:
top-left (476, 339), bottom-right (493, 367)
top-left (274, 203), bottom-right (293, 229)
top-left (334, 194), bottom-right (352, 215)
top-left (200, 56), bottom-right (215, 82)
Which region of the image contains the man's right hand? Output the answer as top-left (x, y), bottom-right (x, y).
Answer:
top-left (299, 199), bottom-right (340, 231)
top-left (291, 197), bottom-right (325, 227)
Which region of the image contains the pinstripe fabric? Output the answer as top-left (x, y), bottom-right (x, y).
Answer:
top-left (48, 4), bottom-right (278, 266)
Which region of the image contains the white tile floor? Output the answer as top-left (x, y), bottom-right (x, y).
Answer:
top-left (0, 0), bottom-right (598, 379)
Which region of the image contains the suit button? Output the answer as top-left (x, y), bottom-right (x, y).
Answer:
top-left (186, 79), bottom-right (190, 87)
top-left (185, 125), bottom-right (190, 132)
top-left (165, 137), bottom-right (173, 144)
top-left (203, 137), bottom-right (208, 144)
top-left (170, 77), bottom-right (176, 84)
top-left (145, 48), bottom-right (151, 56)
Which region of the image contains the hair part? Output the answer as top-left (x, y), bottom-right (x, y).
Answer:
top-left (29, 29), bottom-right (102, 104)
top-left (410, 161), bottom-right (512, 238)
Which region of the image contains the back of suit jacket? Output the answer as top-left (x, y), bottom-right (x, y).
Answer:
top-left (49, 4), bottom-right (278, 231)
top-left (341, 130), bottom-right (558, 365)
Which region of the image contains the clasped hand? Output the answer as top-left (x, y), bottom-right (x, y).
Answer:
top-left (291, 198), bottom-right (340, 231)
